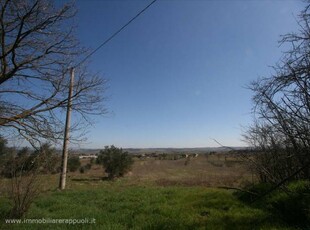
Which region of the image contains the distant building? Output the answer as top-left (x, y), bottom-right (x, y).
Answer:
top-left (79, 155), bottom-right (98, 159)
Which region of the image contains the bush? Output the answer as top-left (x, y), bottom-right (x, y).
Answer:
top-left (1, 143), bottom-right (61, 177)
top-left (79, 163), bottom-right (91, 174)
top-left (234, 182), bottom-right (273, 203)
top-left (1, 153), bottom-right (40, 178)
top-left (85, 163), bottom-right (92, 170)
top-left (0, 136), bottom-right (8, 156)
top-left (0, 144), bottom-right (41, 218)
top-left (35, 143), bottom-right (60, 174)
top-left (99, 145), bottom-right (133, 180)
top-left (67, 156), bottom-right (81, 172)
top-left (236, 180), bottom-right (310, 228)
top-left (267, 180), bottom-right (310, 227)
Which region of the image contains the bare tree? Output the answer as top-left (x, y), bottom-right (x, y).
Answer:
top-left (244, 5), bottom-right (310, 183)
top-left (0, 0), bottom-right (107, 148)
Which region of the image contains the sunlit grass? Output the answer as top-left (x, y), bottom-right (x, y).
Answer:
top-left (0, 181), bottom-right (294, 230)
top-left (0, 156), bottom-right (299, 229)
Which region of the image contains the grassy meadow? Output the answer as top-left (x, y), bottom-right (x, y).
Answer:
top-left (0, 153), bottom-right (301, 229)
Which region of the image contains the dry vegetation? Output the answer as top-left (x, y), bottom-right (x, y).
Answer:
top-left (1, 152), bottom-right (307, 229)
top-left (0, 152), bottom-right (253, 199)
top-left (66, 153), bottom-right (253, 188)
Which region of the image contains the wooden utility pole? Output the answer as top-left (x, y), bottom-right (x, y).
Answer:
top-left (59, 68), bottom-right (74, 190)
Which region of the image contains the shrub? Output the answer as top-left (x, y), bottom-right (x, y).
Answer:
top-left (0, 143), bottom-right (41, 218)
top-left (234, 182), bottom-right (273, 203)
top-left (267, 180), bottom-right (310, 227)
top-left (9, 171), bottom-right (41, 218)
top-left (99, 145), bottom-right (133, 180)
top-left (1, 153), bottom-right (41, 178)
top-left (96, 154), bottom-right (103, 164)
top-left (236, 180), bottom-right (310, 228)
top-left (85, 163), bottom-right (92, 170)
top-left (0, 136), bottom-right (8, 156)
top-left (35, 143), bottom-right (60, 174)
top-left (79, 163), bottom-right (91, 174)
top-left (67, 156), bottom-right (81, 172)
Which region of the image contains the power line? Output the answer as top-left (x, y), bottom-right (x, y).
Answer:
top-left (75, 0), bottom-right (158, 68)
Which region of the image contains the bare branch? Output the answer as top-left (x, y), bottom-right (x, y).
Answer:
top-left (0, 0), bottom-right (107, 148)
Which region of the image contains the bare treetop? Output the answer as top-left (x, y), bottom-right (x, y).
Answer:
top-left (0, 0), bottom-right (107, 148)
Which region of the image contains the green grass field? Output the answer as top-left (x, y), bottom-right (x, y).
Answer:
top-left (0, 155), bottom-right (301, 229)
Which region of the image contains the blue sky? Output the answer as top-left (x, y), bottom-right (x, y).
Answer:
top-left (73, 0), bottom-right (303, 148)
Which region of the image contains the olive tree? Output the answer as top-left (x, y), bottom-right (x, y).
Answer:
top-left (98, 146), bottom-right (133, 180)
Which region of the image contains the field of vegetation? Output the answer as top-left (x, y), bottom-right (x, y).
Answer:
top-left (1, 0), bottom-right (310, 229)
top-left (0, 154), bottom-right (305, 230)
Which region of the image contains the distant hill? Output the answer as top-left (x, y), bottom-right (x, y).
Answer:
top-left (70, 147), bottom-right (248, 155)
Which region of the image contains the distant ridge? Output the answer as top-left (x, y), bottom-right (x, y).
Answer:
top-left (71, 146), bottom-right (248, 155)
